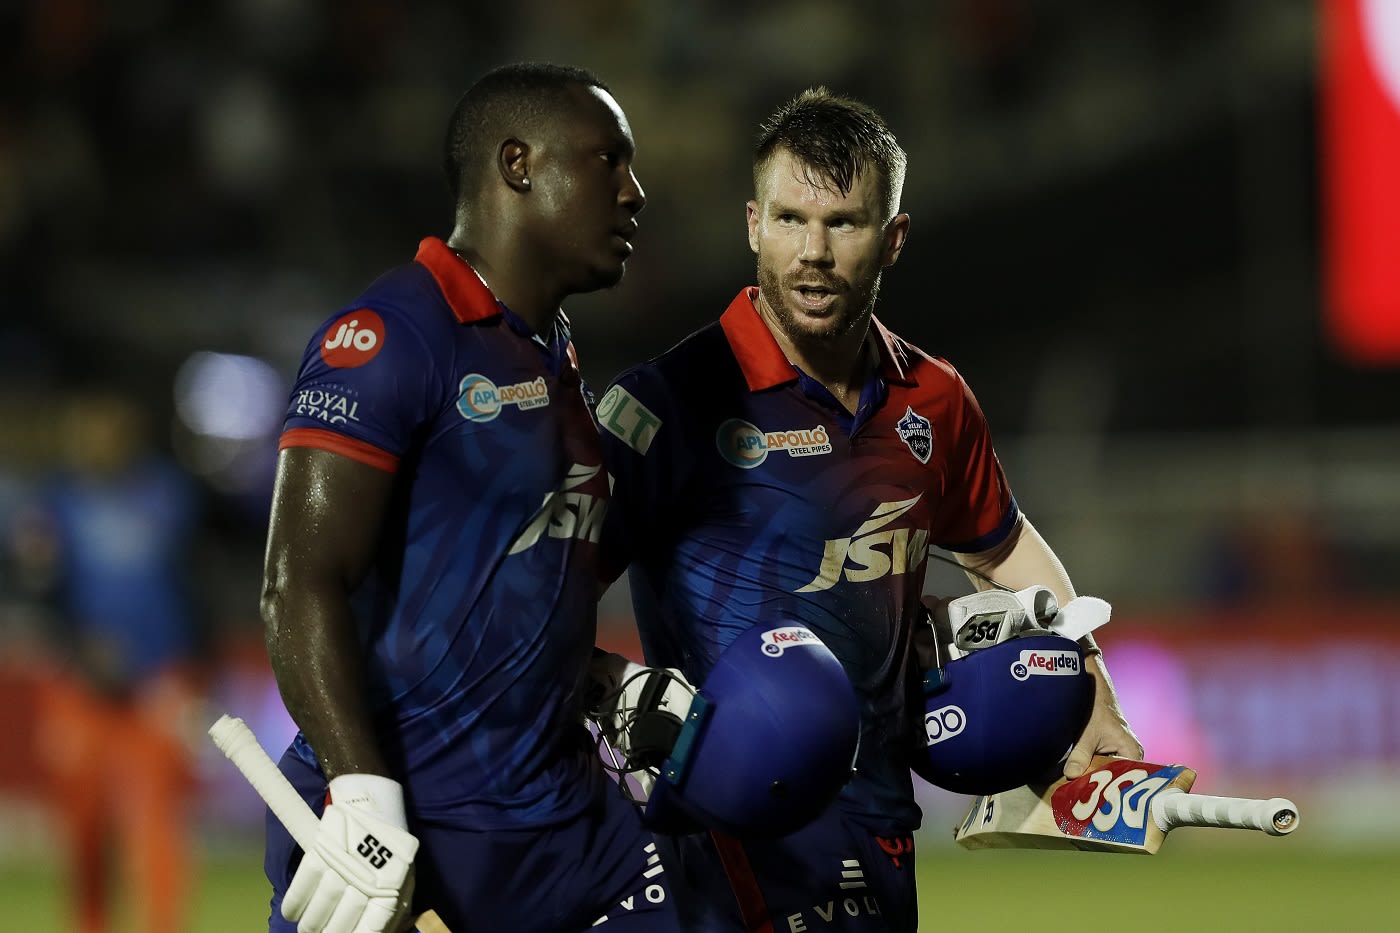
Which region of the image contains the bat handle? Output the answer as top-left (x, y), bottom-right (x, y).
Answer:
top-left (209, 715), bottom-right (454, 933)
top-left (1153, 788), bottom-right (1300, 836)
top-left (208, 714), bottom-right (322, 852)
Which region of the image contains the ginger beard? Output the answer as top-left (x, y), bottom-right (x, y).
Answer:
top-left (755, 251), bottom-right (882, 347)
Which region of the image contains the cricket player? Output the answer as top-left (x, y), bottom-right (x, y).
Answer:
top-left (260, 63), bottom-right (679, 933)
top-left (24, 391), bottom-right (205, 933)
top-left (596, 87), bottom-right (1142, 931)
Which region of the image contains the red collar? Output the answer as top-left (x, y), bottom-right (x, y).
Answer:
top-left (718, 287), bottom-right (915, 392)
top-left (414, 237), bottom-right (503, 323)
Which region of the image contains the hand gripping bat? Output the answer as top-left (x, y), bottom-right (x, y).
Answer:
top-left (208, 715), bottom-right (452, 933)
top-left (953, 755), bottom-right (1299, 854)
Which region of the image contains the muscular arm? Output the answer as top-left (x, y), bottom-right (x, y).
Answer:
top-left (262, 447), bottom-right (396, 781)
top-left (955, 515), bottom-right (1144, 774)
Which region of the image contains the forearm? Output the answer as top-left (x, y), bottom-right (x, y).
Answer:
top-left (956, 517), bottom-right (1074, 603)
top-left (956, 517), bottom-right (1101, 655)
top-left (261, 447), bottom-right (396, 782)
top-left (264, 573), bottom-right (388, 782)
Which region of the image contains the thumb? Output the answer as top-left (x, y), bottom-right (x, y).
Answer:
top-left (1062, 739), bottom-right (1093, 779)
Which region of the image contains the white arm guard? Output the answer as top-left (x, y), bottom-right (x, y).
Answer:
top-left (281, 775), bottom-right (419, 933)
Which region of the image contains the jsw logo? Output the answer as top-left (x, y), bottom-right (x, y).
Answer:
top-left (796, 495), bottom-right (928, 593)
top-left (508, 463), bottom-right (607, 554)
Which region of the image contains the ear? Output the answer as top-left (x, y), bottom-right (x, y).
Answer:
top-left (881, 212), bottom-right (911, 267)
top-left (498, 139), bottom-right (532, 193)
top-left (746, 200), bottom-right (760, 254)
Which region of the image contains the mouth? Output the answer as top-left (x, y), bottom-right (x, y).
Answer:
top-left (790, 283), bottom-right (838, 312)
top-left (611, 222), bottom-right (638, 257)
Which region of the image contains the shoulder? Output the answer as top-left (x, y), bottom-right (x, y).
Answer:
top-left (597, 322), bottom-right (736, 453)
top-left (880, 325), bottom-right (971, 394)
top-left (609, 320), bottom-right (735, 402)
top-left (305, 263), bottom-right (457, 364)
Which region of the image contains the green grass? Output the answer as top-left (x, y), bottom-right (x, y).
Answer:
top-left (0, 852), bottom-right (272, 932)
top-left (917, 844), bottom-right (1395, 932)
top-left (2, 841), bottom-right (1393, 931)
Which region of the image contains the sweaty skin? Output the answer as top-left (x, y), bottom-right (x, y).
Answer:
top-left (262, 448), bottom-right (396, 780)
top-left (746, 148), bottom-right (908, 413)
top-left (263, 81), bottom-right (645, 785)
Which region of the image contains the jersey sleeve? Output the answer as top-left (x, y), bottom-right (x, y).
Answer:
top-left (595, 365), bottom-right (690, 584)
top-left (929, 368), bottom-right (1020, 552)
top-left (280, 306), bottom-right (444, 472)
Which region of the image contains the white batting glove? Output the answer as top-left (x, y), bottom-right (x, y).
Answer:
top-left (282, 774), bottom-right (419, 933)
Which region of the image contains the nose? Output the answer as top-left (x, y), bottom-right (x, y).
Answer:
top-left (799, 224), bottom-right (832, 263)
top-left (622, 168), bottom-right (646, 215)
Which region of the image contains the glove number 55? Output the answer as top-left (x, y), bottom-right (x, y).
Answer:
top-left (357, 834), bottom-right (394, 869)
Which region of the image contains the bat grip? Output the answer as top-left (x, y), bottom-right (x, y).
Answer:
top-left (1153, 788), bottom-right (1300, 836)
top-left (208, 714), bottom-right (322, 851)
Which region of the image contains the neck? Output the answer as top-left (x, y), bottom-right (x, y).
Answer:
top-left (756, 292), bottom-right (873, 412)
top-left (446, 228), bottom-right (562, 334)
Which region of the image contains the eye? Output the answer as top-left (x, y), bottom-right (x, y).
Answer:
top-left (601, 151), bottom-right (623, 168)
top-left (776, 213), bottom-right (800, 225)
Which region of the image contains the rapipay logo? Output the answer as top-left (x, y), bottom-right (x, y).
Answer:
top-left (759, 626), bottom-right (823, 657)
top-left (1010, 649), bottom-right (1080, 681)
top-left (457, 373), bottom-right (549, 422)
top-left (715, 418), bottom-right (832, 469)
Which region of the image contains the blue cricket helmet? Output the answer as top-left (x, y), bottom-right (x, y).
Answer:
top-left (643, 621), bottom-right (860, 838)
top-left (915, 631), bottom-right (1093, 795)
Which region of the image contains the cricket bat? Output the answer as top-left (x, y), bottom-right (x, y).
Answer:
top-left (953, 755), bottom-right (1299, 854)
top-left (209, 715), bottom-right (453, 933)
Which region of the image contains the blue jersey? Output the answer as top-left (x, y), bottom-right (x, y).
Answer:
top-left (44, 458), bottom-right (200, 687)
top-left (598, 288), bottom-right (1019, 832)
top-left (279, 237), bottom-right (609, 829)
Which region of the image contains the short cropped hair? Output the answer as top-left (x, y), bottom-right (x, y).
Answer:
top-left (444, 62), bottom-right (609, 203)
top-left (754, 87), bottom-right (907, 222)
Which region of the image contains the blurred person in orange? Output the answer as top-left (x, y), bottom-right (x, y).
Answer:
top-left (13, 389), bottom-right (207, 933)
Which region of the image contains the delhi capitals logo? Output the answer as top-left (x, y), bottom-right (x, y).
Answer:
top-left (896, 406), bottom-right (932, 464)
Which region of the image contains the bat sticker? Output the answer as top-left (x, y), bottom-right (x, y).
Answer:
top-left (1050, 760), bottom-right (1190, 846)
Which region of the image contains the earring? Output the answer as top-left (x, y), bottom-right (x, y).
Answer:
top-left (521, 177), bottom-right (531, 189)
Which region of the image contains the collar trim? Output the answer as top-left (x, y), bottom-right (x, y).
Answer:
top-left (415, 237), bottom-right (502, 323)
top-left (719, 288), bottom-right (796, 391)
top-left (718, 287), bottom-right (916, 391)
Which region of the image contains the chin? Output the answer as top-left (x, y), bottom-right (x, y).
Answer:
top-left (593, 261), bottom-right (628, 290)
top-left (784, 303), bottom-right (854, 340)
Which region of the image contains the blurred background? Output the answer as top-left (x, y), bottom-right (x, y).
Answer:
top-left (1, 0), bottom-right (1398, 929)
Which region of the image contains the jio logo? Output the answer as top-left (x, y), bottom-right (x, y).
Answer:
top-left (924, 705), bottom-right (966, 746)
top-left (320, 310), bottom-right (385, 368)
